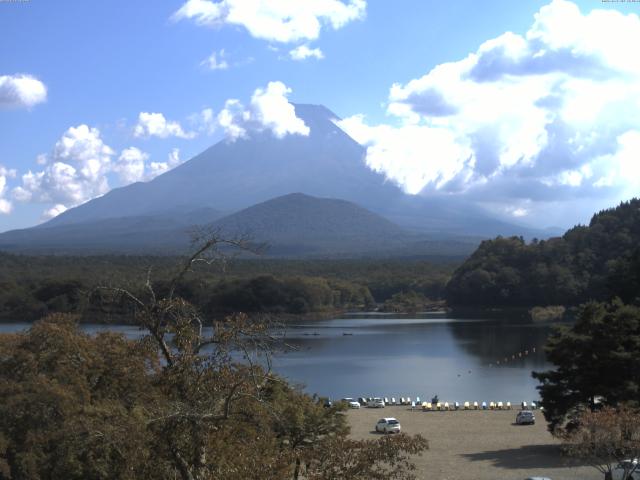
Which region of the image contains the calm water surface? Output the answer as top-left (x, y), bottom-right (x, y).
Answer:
top-left (1, 313), bottom-right (554, 403)
top-left (273, 313), bottom-right (553, 402)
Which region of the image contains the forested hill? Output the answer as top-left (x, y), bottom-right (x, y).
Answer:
top-left (445, 198), bottom-right (640, 307)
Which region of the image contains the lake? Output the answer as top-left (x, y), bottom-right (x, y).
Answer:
top-left (0, 312), bottom-right (554, 403)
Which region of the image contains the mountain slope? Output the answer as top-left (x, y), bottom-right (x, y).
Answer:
top-left (44, 104), bottom-right (403, 227)
top-left (0, 103), bottom-right (555, 255)
top-left (445, 198), bottom-right (640, 307)
top-left (38, 104), bottom-right (542, 238)
top-left (0, 208), bottom-right (223, 254)
top-left (0, 193), bottom-right (481, 257)
top-left (211, 193), bottom-right (411, 255)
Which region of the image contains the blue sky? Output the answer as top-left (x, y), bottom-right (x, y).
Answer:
top-left (1, 0), bottom-right (639, 231)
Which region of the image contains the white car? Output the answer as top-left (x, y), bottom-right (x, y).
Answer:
top-left (375, 417), bottom-right (401, 434)
top-left (516, 411), bottom-right (535, 425)
top-left (368, 397), bottom-right (385, 408)
top-left (342, 398), bottom-right (361, 409)
top-left (613, 459), bottom-right (640, 480)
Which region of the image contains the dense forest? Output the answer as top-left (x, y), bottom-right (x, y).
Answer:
top-left (446, 199), bottom-right (640, 307)
top-left (0, 254), bottom-right (456, 322)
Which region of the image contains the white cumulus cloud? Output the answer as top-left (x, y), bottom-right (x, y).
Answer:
top-left (217, 81), bottom-right (309, 140)
top-left (337, 0), bottom-right (640, 211)
top-left (12, 125), bottom-right (115, 218)
top-left (200, 48), bottom-right (229, 70)
top-left (0, 166), bottom-right (17, 214)
top-left (147, 148), bottom-right (183, 179)
top-left (115, 147), bottom-right (149, 184)
top-left (133, 112), bottom-right (195, 139)
top-left (289, 44), bottom-right (324, 61)
top-left (172, 0), bottom-right (366, 43)
top-left (0, 74), bottom-right (47, 109)
top-left (189, 107), bottom-right (217, 135)
top-left (42, 204), bottom-right (68, 220)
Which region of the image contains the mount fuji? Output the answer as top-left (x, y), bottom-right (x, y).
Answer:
top-left (0, 104), bottom-right (551, 256)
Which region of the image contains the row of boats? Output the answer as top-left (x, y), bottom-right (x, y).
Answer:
top-left (348, 397), bottom-right (542, 411)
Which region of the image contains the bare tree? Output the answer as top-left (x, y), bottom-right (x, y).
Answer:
top-left (89, 229), bottom-right (428, 480)
top-left (96, 230), bottom-right (280, 480)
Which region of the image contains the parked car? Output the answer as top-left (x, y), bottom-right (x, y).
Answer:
top-left (612, 459), bottom-right (640, 480)
top-left (342, 398), bottom-right (361, 409)
top-left (368, 397), bottom-right (385, 408)
top-left (375, 417), bottom-right (401, 434)
top-left (516, 411), bottom-right (535, 425)
top-left (323, 398), bottom-right (333, 408)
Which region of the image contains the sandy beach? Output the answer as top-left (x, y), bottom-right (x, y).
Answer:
top-left (346, 406), bottom-right (600, 480)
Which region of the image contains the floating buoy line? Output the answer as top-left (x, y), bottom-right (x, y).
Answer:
top-left (489, 346), bottom-right (538, 367)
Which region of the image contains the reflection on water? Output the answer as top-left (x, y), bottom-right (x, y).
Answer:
top-left (272, 313), bottom-right (554, 401)
top-left (0, 313), bottom-right (557, 402)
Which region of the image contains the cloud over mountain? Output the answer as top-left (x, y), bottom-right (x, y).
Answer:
top-left (147, 148), bottom-right (183, 179)
top-left (337, 0), bottom-right (640, 219)
top-left (133, 112), bottom-right (195, 139)
top-left (0, 74), bottom-right (47, 109)
top-left (6, 81), bottom-right (308, 220)
top-left (114, 147), bottom-right (148, 184)
top-left (217, 81), bottom-right (310, 140)
top-left (172, 0), bottom-right (365, 43)
top-left (10, 126), bottom-right (184, 218)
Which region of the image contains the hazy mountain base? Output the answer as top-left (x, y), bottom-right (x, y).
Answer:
top-left (0, 193), bottom-right (483, 258)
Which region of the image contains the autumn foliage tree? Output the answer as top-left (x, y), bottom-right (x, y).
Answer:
top-left (561, 406), bottom-right (640, 480)
top-left (0, 232), bottom-right (428, 480)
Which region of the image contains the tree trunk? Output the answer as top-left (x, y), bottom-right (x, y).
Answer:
top-left (172, 448), bottom-right (196, 480)
top-left (293, 457), bottom-right (301, 480)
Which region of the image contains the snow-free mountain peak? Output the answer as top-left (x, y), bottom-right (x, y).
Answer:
top-left (44, 104), bottom-right (402, 228)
